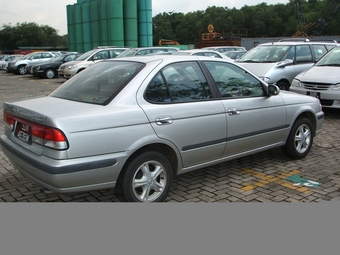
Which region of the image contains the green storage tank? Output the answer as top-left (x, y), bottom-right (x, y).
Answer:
top-left (75, 4), bottom-right (84, 53)
top-left (137, 0), bottom-right (153, 47)
top-left (67, 4), bottom-right (76, 51)
top-left (107, 0), bottom-right (124, 46)
top-left (90, 0), bottom-right (101, 48)
top-left (82, 2), bottom-right (92, 52)
top-left (99, 0), bottom-right (109, 46)
top-left (123, 0), bottom-right (138, 47)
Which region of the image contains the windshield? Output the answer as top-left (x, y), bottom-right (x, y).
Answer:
top-left (20, 53), bottom-right (34, 60)
top-left (238, 45), bottom-right (291, 63)
top-left (75, 50), bottom-right (97, 61)
top-left (116, 49), bottom-right (139, 57)
top-left (316, 47), bottom-right (340, 67)
top-left (50, 61), bottom-right (145, 105)
top-left (51, 55), bottom-right (66, 62)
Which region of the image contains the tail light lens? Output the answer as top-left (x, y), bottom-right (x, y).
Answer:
top-left (3, 112), bottom-right (68, 150)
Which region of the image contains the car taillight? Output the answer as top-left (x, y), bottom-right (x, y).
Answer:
top-left (4, 112), bottom-right (15, 131)
top-left (3, 111), bottom-right (68, 150)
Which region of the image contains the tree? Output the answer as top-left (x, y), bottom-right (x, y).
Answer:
top-left (0, 22), bottom-right (67, 50)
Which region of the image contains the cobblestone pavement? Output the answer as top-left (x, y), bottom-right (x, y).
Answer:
top-left (1, 71), bottom-right (340, 202)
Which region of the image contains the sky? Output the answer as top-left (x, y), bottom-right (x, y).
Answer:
top-left (0, 0), bottom-right (289, 35)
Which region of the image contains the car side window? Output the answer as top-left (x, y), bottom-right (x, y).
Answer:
top-left (204, 61), bottom-right (264, 98)
top-left (94, 50), bottom-right (109, 60)
top-left (295, 45), bottom-right (313, 64)
top-left (43, 53), bottom-right (52, 58)
top-left (31, 54), bottom-right (41, 60)
top-left (145, 62), bottom-right (212, 103)
top-left (312, 45), bottom-right (327, 61)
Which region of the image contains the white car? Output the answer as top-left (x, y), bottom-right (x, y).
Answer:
top-left (174, 49), bottom-right (232, 60)
top-left (236, 40), bottom-right (340, 90)
top-left (0, 55), bottom-right (23, 70)
top-left (290, 46), bottom-right (340, 108)
top-left (58, 47), bottom-right (129, 79)
top-left (8, 52), bottom-right (58, 75)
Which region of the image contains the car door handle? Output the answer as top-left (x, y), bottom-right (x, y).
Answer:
top-left (227, 108), bottom-right (241, 115)
top-left (155, 116), bottom-right (173, 125)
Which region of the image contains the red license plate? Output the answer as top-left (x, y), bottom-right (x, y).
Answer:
top-left (15, 122), bottom-right (32, 144)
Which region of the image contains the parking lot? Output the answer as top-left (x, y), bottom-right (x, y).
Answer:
top-left (1, 71), bottom-right (340, 202)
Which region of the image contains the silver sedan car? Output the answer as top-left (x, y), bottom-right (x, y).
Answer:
top-left (0, 55), bottom-right (324, 202)
top-left (290, 46), bottom-right (340, 108)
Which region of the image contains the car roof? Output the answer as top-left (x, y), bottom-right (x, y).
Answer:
top-left (259, 41), bottom-right (340, 46)
top-left (102, 54), bottom-right (231, 64)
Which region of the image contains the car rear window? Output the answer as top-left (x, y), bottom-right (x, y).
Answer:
top-left (50, 61), bottom-right (145, 105)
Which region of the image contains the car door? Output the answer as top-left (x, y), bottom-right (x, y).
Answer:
top-left (140, 61), bottom-right (227, 168)
top-left (203, 61), bottom-right (287, 157)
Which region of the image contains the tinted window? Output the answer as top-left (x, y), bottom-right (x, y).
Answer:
top-left (312, 45), bottom-right (328, 61)
top-left (145, 62), bottom-right (212, 103)
top-left (204, 61), bottom-right (264, 98)
top-left (295, 45), bottom-right (312, 63)
top-left (93, 50), bottom-right (109, 60)
top-left (50, 61), bottom-right (145, 105)
top-left (43, 53), bottom-right (53, 58)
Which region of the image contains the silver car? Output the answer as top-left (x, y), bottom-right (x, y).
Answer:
top-left (237, 41), bottom-right (340, 90)
top-left (290, 46), bottom-right (340, 108)
top-left (58, 47), bottom-right (129, 79)
top-left (0, 55), bottom-right (324, 202)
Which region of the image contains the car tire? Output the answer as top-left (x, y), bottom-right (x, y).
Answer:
top-left (276, 81), bottom-right (289, 91)
top-left (17, 65), bottom-right (27, 75)
top-left (281, 117), bottom-right (313, 159)
top-left (45, 68), bottom-right (55, 79)
top-left (115, 151), bottom-right (173, 202)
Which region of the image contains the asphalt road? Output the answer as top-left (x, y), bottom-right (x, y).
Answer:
top-left (1, 71), bottom-right (340, 202)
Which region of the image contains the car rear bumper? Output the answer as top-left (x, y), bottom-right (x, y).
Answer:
top-left (0, 135), bottom-right (124, 193)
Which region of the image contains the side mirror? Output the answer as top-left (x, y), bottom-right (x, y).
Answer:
top-left (268, 84), bottom-right (280, 96)
top-left (276, 59), bottom-right (293, 67)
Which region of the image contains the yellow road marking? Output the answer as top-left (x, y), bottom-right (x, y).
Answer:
top-left (240, 169), bottom-right (311, 193)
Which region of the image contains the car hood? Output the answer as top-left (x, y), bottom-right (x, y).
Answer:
top-left (296, 66), bottom-right (340, 84)
top-left (236, 62), bottom-right (275, 76)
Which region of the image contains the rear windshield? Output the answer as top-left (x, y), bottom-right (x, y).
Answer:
top-left (50, 61), bottom-right (145, 105)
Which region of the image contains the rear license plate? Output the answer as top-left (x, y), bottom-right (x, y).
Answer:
top-left (15, 122), bottom-right (32, 144)
top-left (307, 91), bottom-right (320, 99)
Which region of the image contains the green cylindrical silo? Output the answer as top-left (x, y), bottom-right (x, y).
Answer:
top-left (75, 4), bottom-right (84, 53)
top-left (82, 2), bottom-right (92, 52)
top-left (99, 0), bottom-right (109, 46)
top-left (107, 0), bottom-right (124, 46)
top-left (90, 0), bottom-right (101, 48)
top-left (67, 4), bottom-right (76, 51)
top-left (123, 0), bottom-right (138, 47)
top-left (77, 0), bottom-right (89, 3)
top-left (137, 0), bottom-right (153, 47)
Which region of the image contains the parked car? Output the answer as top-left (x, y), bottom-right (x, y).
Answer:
top-left (0, 55), bottom-right (23, 71)
top-left (0, 55), bottom-right (324, 202)
top-left (236, 40), bottom-right (340, 90)
top-left (116, 47), bottom-right (179, 58)
top-left (58, 47), bottom-right (128, 79)
top-left (174, 49), bottom-right (232, 60)
top-left (26, 55), bottom-right (61, 75)
top-left (201, 46), bottom-right (247, 53)
top-left (290, 46), bottom-right (340, 108)
top-left (33, 53), bottom-right (82, 79)
top-left (8, 52), bottom-right (59, 75)
top-left (223, 50), bottom-right (247, 60)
